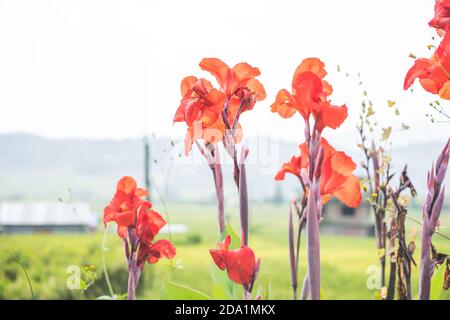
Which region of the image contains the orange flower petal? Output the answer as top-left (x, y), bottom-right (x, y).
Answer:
top-left (199, 58), bottom-right (229, 89)
top-left (225, 246), bottom-right (256, 286)
top-left (271, 89), bottom-right (297, 118)
top-left (231, 62), bottom-right (261, 93)
top-left (292, 57), bottom-right (327, 89)
top-left (117, 176), bottom-right (137, 196)
top-left (135, 188), bottom-right (148, 198)
top-left (332, 175), bottom-right (362, 208)
top-left (146, 240), bottom-right (176, 264)
top-left (439, 80), bottom-right (450, 99)
top-left (117, 225), bottom-right (129, 238)
top-left (317, 103), bottom-right (348, 132)
top-left (292, 71), bottom-right (323, 118)
top-left (246, 78), bottom-right (266, 101)
top-left (180, 76), bottom-right (197, 97)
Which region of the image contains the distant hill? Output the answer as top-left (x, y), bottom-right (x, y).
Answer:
top-left (0, 134), bottom-right (448, 205)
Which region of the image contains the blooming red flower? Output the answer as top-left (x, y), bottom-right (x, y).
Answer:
top-left (275, 138), bottom-right (362, 208)
top-left (136, 204), bottom-right (167, 246)
top-left (274, 143), bottom-right (309, 181)
top-left (174, 58), bottom-right (266, 155)
top-left (103, 176), bottom-right (150, 237)
top-left (429, 0), bottom-right (450, 33)
top-left (210, 235), bottom-right (260, 286)
top-left (173, 77), bottom-right (227, 155)
top-left (137, 239), bottom-right (176, 266)
top-left (404, 20), bottom-right (450, 100)
top-left (319, 139), bottom-right (362, 208)
top-left (271, 58), bottom-right (348, 132)
top-left (199, 58), bottom-right (266, 109)
top-left (104, 176), bottom-right (176, 269)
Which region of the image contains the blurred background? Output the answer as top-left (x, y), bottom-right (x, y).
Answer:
top-left (0, 0), bottom-right (449, 300)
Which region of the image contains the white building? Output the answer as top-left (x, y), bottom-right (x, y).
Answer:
top-left (0, 202), bottom-right (98, 233)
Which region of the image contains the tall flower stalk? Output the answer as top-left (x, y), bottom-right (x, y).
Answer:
top-left (103, 176), bottom-right (176, 300)
top-left (288, 201), bottom-right (306, 300)
top-left (174, 58), bottom-right (265, 299)
top-left (273, 58), bottom-right (362, 299)
top-left (419, 138), bottom-right (450, 300)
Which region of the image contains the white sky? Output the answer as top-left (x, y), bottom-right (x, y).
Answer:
top-left (0, 0), bottom-right (448, 147)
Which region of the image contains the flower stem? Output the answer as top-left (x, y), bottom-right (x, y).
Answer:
top-left (419, 217), bottom-right (432, 300)
top-left (306, 180), bottom-right (321, 300)
top-left (127, 258), bottom-right (141, 300)
top-left (212, 144), bottom-right (225, 234)
top-left (288, 205), bottom-right (297, 300)
top-left (239, 147), bottom-right (249, 246)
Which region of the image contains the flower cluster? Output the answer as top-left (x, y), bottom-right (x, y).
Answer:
top-left (272, 57), bottom-right (362, 300)
top-left (104, 176), bottom-right (176, 299)
top-left (271, 57), bottom-right (348, 132)
top-left (174, 58), bottom-right (264, 299)
top-left (404, 0), bottom-right (450, 99)
top-left (174, 58), bottom-right (266, 155)
top-left (104, 176), bottom-right (176, 268)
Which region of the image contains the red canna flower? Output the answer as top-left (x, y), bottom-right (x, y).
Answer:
top-left (429, 0), bottom-right (450, 33)
top-left (136, 204), bottom-right (167, 246)
top-left (103, 176), bottom-right (150, 237)
top-left (273, 57), bottom-right (357, 299)
top-left (137, 239), bottom-right (176, 267)
top-left (271, 58), bottom-right (348, 132)
top-left (199, 58), bottom-right (266, 108)
top-left (274, 143), bottom-right (309, 181)
top-left (174, 58), bottom-right (266, 155)
top-left (210, 235), bottom-right (260, 287)
top-left (103, 176), bottom-right (176, 269)
top-left (275, 138), bottom-right (362, 208)
top-left (405, 16), bottom-right (450, 99)
top-left (173, 77), bottom-right (227, 155)
top-left (319, 139), bottom-right (362, 208)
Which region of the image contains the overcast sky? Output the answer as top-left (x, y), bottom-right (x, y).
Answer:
top-left (0, 0), bottom-right (448, 147)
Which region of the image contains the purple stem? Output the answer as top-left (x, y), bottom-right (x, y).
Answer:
top-left (288, 205), bottom-right (297, 300)
top-left (127, 257), bottom-right (141, 300)
top-left (419, 215), bottom-right (432, 300)
top-left (306, 179), bottom-right (321, 300)
top-left (239, 146), bottom-right (249, 246)
top-left (301, 274), bottom-right (309, 300)
top-left (212, 144), bottom-right (225, 234)
top-left (419, 137), bottom-right (449, 300)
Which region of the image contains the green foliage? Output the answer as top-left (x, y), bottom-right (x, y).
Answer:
top-left (163, 279), bottom-right (211, 300)
top-left (320, 287), bottom-right (328, 300)
top-left (430, 258), bottom-right (448, 300)
top-left (222, 222), bottom-right (241, 249)
top-left (210, 222), bottom-right (241, 299)
top-left (0, 204), bottom-right (449, 300)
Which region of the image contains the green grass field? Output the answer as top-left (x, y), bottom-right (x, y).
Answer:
top-left (1, 204), bottom-right (449, 300)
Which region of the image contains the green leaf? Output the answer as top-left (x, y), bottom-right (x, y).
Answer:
top-left (430, 258), bottom-right (447, 300)
top-left (320, 287), bottom-right (328, 300)
top-left (222, 222), bottom-right (241, 249)
top-left (261, 278), bottom-right (273, 300)
top-left (212, 223), bottom-right (242, 299)
top-left (163, 279), bottom-right (211, 300)
top-left (212, 283), bottom-right (229, 300)
top-left (96, 295), bottom-right (115, 300)
top-left (210, 262), bottom-right (239, 299)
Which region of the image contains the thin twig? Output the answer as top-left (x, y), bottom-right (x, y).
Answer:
top-left (6, 249), bottom-right (35, 300)
top-left (367, 199), bottom-right (450, 241)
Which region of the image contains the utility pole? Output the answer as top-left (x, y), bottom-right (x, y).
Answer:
top-left (142, 54), bottom-right (151, 201)
top-left (144, 136), bottom-right (151, 201)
